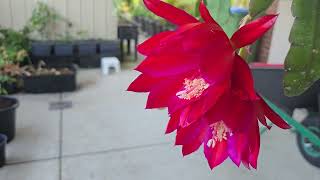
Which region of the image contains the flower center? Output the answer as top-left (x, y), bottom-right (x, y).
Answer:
top-left (207, 121), bottom-right (232, 148)
top-left (176, 78), bottom-right (209, 100)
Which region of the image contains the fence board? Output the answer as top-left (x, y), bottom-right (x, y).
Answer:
top-left (0, 0), bottom-right (117, 39)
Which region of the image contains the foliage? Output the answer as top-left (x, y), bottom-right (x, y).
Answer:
top-left (0, 74), bottom-right (15, 95)
top-left (114, 0), bottom-right (198, 22)
top-left (0, 29), bottom-right (29, 68)
top-left (24, 2), bottom-right (67, 40)
top-left (283, 0), bottom-right (320, 96)
top-left (0, 1), bottom-right (85, 94)
top-left (249, 0), bottom-right (274, 17)
top-left (206, 0), bottom-right (244, 37)
top-left (24, 2), bottom-right (87, 41)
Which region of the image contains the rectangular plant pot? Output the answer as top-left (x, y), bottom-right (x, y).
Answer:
top-left (76, 40), bottom-right (97, 56)
top-left (31, 41), bottom-right (53, 65)
top-left (54, 42), bottom-right (74, 56)
top-left (98, 40), bottom-right (121, 59)
top-left (53, 42), bottom-right (75, 66)
top-left (78, 55), bottom-right (101, 68)
top-left (23, 66), bottom-right (77, 93)
top-left (118, 24), bottom-right (138, 40)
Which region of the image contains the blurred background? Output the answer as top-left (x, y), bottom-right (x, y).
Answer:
top-left (0, 0), bottom-right (319, 180)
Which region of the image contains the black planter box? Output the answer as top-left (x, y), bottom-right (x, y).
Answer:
top-left (23, 66), bottom-right (77, 93)
top-left (98, 40), bottom-right (121, 59)
top-left (0, 96), bottom-right (18, 143)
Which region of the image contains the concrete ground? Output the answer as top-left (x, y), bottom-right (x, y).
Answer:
top-left (0, 62), bottom-right (319, 180)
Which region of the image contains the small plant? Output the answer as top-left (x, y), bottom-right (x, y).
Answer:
top-left (24, 2), bottom-right (87, 41)
top-left (24, 2), bottom-right (69, 40)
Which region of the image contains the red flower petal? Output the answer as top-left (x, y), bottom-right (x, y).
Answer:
top-left (232, 55), bottom-right (257, 100)
top-left (228, 133), bottom-right (248, 167)
top-left (165, 111), bottom-right (181, 134)
top-left (231, 15), bottom-right (278, 49)
top-left (175, 118), bottom-right (208, 145)
top-left (135, 54), bottom-right (198, 77)
top-left (241, 147), bottom-right (251, 170)
top-left (249, 121), bottom-right (260, 169)
top-left (138, 31), bottom-right (173, 56)
top-left (179, 83), bottom-right (228, 125)
top-left (204, 138), bottom-right (228, 170)
top-left (254, 101), bottom-right (272, 129)
top-left (143, 0), bottom-right (198, 26)
top-left (199, 1), bottom-right (223, 31)
top-left (146, 78), bottom-right (184, 109)
top-left (127, 74), bottom-right (162, 92)
top-left (198, 32), bottom-right (234, 83)
top-left (182, 140), bottom-right (203, 156)
top-left (257, 94), bottom-right (291, 129)
top-left (205, 93), bottom-right (255, 132)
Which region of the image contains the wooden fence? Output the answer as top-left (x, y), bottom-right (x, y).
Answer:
top-left (0, 0), bottom-right (118, 39)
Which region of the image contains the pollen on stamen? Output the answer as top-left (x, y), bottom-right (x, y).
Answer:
top-left (176, 78), bottom-right (209, 100)
top-left (207, 121), bottom-right (232, 148)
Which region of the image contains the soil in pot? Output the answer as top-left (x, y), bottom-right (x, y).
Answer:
top-left (0, 96), bottom-right (18, 143)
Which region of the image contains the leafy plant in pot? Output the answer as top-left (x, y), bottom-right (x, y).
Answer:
top-left (0, 40), bottom-right (29, 95)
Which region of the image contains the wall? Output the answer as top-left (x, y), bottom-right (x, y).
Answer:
top-left (0, 0), bottom-right (118, 39)
top-left (268, 0), bottom-right (294, 63)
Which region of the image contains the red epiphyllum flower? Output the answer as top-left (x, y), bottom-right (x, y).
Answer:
top-left (128, 0), bottom-right (290, 170)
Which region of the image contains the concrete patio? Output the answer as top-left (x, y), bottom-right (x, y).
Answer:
top-left (0, 64), bottom-right (319, 180)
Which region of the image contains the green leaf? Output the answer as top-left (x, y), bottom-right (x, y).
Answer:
top-left (249, 0), bottom-right (275, 17)
top-left (284, 0), bottom-right (320, 96)
top-left (206, 0), bottom-right (243, 37)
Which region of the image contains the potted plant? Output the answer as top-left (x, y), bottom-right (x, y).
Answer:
top-left (30, 41), bottom-right (53, 66)
top-left (98, 40), bottom-right (121, 60)
top-left (22, 61), bottom-right (77, 93)
top-left (0, 64), bottom-right (24, 94)
top-left (0, 96), bottom-right (19, 143)
top-left (0, 30), bottom-right (29, 95)
top-left (0, 133), bottom-right (7, 167)
top-left (76, 40), bottom-right (100, 68)
top-left (53, 41), bottom-right (74, 67)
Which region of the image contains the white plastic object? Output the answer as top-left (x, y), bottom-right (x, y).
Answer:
top-left (101, 57), bottom-right (121, 75)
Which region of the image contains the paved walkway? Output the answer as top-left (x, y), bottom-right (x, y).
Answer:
top-left (0, 66), bottom-right (319, 180)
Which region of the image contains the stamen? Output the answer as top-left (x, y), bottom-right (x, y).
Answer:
top-left (176, 78), bottom-right (209, 100)
top-left (207, 121), bottom-right (232, 148)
